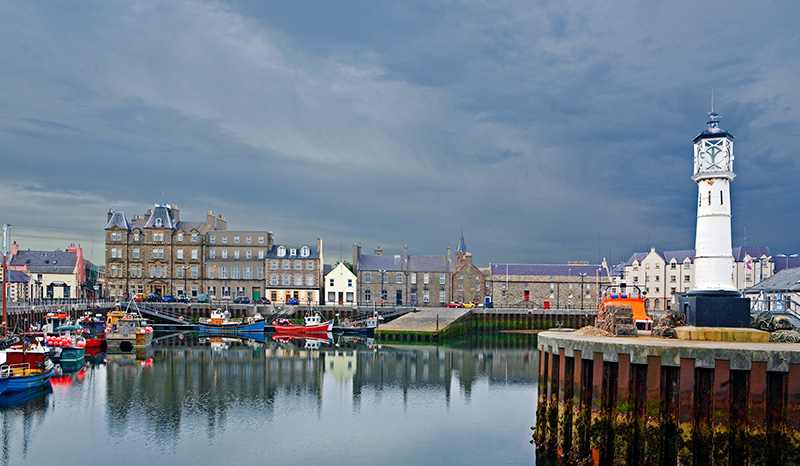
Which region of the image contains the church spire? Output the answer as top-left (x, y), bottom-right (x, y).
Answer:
top-left (456, 229), bottom-right (467, 254)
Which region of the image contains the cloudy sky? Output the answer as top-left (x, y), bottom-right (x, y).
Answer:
top-left (1, 1), bottom-right (798, 267)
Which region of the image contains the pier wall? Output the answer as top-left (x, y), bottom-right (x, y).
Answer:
top-left (535, 331), bottom-right (800, 465)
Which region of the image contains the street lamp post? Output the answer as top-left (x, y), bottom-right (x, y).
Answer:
top-left (568, 268), bottom-right (572, 309)
top-left (378, 269), bottom-right (387, 307)
top-left (182, 265), bottom-right (190, 298)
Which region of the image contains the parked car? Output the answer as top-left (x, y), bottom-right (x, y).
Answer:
top-left (176, 294), bottom-right (190, 303)
top-left (134, 293), bottom-right (144, 302)
top-left (233, 296), bottom-right (251, 304)
top-left (286, 297), bottom-right (299, 305)
top-left (197, 294), bottom-right (211, 303)
top-left (146, 292), bottom-right (162, 302)
top-left (445, 302), bottom-right (463, 308)
top-left (255, 297), bottom-right (271, 304)
top-left (461, 302), bottom-right (474, 308)
top-left (162, 295), bottom-right (176, 303)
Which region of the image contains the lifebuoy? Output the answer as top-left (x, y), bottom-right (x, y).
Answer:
top-left (179, 316), bottom-right (184, 322)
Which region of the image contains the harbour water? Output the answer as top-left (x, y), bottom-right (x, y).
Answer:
top-left (1, 332), bottom-right (540, 465)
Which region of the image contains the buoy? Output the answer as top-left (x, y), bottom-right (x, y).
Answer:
top-left (179, 316), bottom-right (184, 321)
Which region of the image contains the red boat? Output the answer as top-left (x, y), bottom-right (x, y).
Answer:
top-left (78, 314), bottom-right (107, 348)
top-left (273, 313), bottom-right (333, 334)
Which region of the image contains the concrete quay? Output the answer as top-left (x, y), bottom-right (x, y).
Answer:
top-left (375, 307), bottom-right (471, 340)
top-left (535, 329), bottom-right (800, 465)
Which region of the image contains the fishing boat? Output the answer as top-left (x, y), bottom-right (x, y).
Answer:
top-left (335, 312), bottom-right (381, 336)
top-left (0, 341), bottom-right (54, 394)
top-left (45, 325), bottom-right (86, 371)
top-left (105, 309), bottom-right (153, 352)
top-left (598, 283), bottom-right (653, 330)
top-left (198, 309), bottom-right (266, 332)
top-left (273, 313), bottom-right (333, 334)
top-left (78, 313), bottom-right (107, 349)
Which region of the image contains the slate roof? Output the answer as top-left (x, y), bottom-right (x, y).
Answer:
top-left (265, 245), bottom-right (320, 260)
top-left (323, 264), bottom-right (332, 276)
top-left (623, 252), bottom-right (649, 266)
top-left (745, 268), bottom-right (800, 293)
top-left (176, 221), bottom-right (206, 232)
top-left (490, 263), bottom-right (607, 278)
top-left (6, 269), bottom-right (30, 283)
top-left (662, 250), bottom-right (695, 263)
top-left (105, 211), bottom-right (132, 230)
top-left (358, 254), bottom-right (450, 272)
top-left (732, 247), bottom-right (771, 262)
top-left (143, 204), bottom-right (178, 229)
top-left (772, 255), bottom-right (800, 273)
top-left (10, 250), bottom-right (77, 274)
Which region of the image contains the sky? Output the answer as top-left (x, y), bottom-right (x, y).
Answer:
top-left (1, 1), bottom-right (798, 268)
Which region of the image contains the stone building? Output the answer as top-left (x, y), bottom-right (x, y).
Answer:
top-left (353, 244), bottom-right (450, 307)
top-left (616, 246), bottom-right (773, 311)
top-left (104, 204), bottom-right (274, 301)
top-left (264, 239), bottom-right (324, 305)
top-left (489, 261), bottom-right (611, 310)
top-left (450, 232), bottom-right (486, 305)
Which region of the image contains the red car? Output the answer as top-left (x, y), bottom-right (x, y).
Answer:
top-left (445, 302), bottom-right (463, 308)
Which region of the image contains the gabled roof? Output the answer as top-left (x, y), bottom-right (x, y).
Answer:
top-left (143, 204), bottom-right (178, 229)
top-left (177, 221), bottom-right (207, 233)
top-left (10, 250), bottom-right (77, 274)
top-left (6, 269), bottom-right (30, 283)
top-left (624, 252), bottom-right (649, 266)
top-left (745, 267), bottom-right (800, 293)
top-left (662, 250), bottom-right (695, 263)
top-left (773, 255), bottom-right (800, 273)
top-left (732, 247), bottom-right (771, 262)
top-left (490, 264), bottom-right (606, 278)
top-left (105, 211), bottom-right (131, 230)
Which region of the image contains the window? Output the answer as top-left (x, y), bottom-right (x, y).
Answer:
top-left (232, 267), bottom-right (240, 279)
top-left (475, 283), bottom-right (480, 291)
top-left (382, 273), bottom-right (388, 284)
top-left (307, 261), bottom-right (314, 270)
top-left (259, 236), bottom-right (264, 244)
top-left (177, 233), bottom-right (183, 242)
top-left (234, 236), bottom-right (239, 244)
top-left (439, 290), bottom-right (446, 302)
top-left (633, 276), bottom-right (639, 283)
top-left (258, 250), bottom-right (264, 260)
top-left (290, 248), bottom-right (297, 257)
top-left (177, 267), bottom-right (184, 279)
top-left (282, 275), bottom-right (290, 285)
top-left (365, 289), bottom-right (371, 302)
top-left (222, 236), bottom-right (228, 244)
top-left (365, 273), bottom-right (371, 284)
top-left (234, 250), bottom-right (240, 260)
top-left (222, 287), bottom-right (231, 298)
top-left (348, 279), bottom-right (352, 287)
top-left (246, 250), bottom-right (252, 259)
top-left (670, 263), bottom-right (677, 269)
top-left (684, 275), bottom-right (691, 282)
top-left (458, 284), bottom-right (463, 291)
top-left (283, 261), bottom-right (290, 270)
top-left (131, 248), bottom-right (139, 259)
top-left (208, 266), bottom-right (214, 279)
top-left (684, 262), bottom-right (691, 269)
top-left (192, 249), bottom-right (198, 260)
top-left (156, 218), bottom-right (162, 227)
top-left (257, 267), bottom-right (263, 280)
top-left (306, 276), bottom-right (314, 286)
top-left (411, 273), bottom-right (417, 285)
top-left (177, 249), bottom-right (184, 260)
top-left (271, 275), bottom-right (278, 285)
top-left (440, 274), bottom-right (445, 284)
top-left (330, 278), bottom-right (335, 287)
top-left (207, 286), bottom-right (216, 297)
top-left (210, 249), bottom-right (216, 259)
top-left (246, 236), bottom-right (252, 244)
top-left (210, 236), bottom-right (216, 244)
top-left (220, 267), bottom-right (228, 279)
top-left (133, 232), bottom-right (139, 241)
top-left (222, 250), bottom-right (228, 259)
top-left (271, 260), bottom-right (278, 269)
top-left (301, 246), bottom-right (309, 257)
top-left (191, 266), bottom-right (198, 279)
top-left (294, 261), bottom-right (302, 270)
top-left (396, 273), bottom-right (403, 284)
top-left (424, 273), bottom-right (429, 285)
top-left (423, 290), bottom-right (430, 302)
top-left (278, 246), bottom-right (286, 257)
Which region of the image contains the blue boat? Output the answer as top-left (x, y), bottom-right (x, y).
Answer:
top-left (1, 343), bottom-right (55, 394)
top-left (198, 309), bottom-right (266, 333)
top-left (0, 384), bottom-right (52, 408)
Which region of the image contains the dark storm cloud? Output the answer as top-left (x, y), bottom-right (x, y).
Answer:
top-left (0, 0), bottom-right (798, 267)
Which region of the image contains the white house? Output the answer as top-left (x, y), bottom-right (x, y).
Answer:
top-left (324, 262), bottom-right (357, 307)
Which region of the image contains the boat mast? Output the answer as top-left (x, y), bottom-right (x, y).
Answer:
top-left (2, 224), bottom-right (10, 335)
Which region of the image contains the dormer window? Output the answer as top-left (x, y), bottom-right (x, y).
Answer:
top-left (177, 232), bottom-right (183, 242)
top-left (301, 246), bottom-right (309, 257)
top-left (133, 232), bottom-right (139, 241)
top-left (290, 248), bottom-right (297, 257)
top-left (156, 218), bottom-right (162, 227)
top-left (277, 246), bottom-right (286, 257)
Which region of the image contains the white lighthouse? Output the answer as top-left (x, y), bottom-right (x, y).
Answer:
top-left (688, 110), bottom-right (740, 295)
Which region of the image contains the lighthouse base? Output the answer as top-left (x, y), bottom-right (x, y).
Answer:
top-left (679, 294), bottom-right (751, 328)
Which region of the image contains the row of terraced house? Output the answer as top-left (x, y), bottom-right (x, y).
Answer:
top-left (98, 203), bottom-right (795, 311)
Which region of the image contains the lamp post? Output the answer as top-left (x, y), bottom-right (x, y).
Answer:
top-left (579, 272), bottom-right (587, 309)
top-left (568, 268), bottom-right (572, 309)
top-left (378, 269), bottom-right (386, 307)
